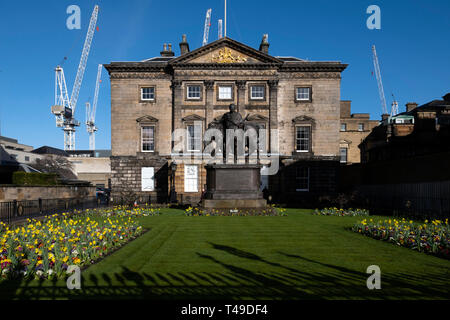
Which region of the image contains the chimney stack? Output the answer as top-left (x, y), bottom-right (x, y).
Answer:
top-left (179, 34), bottom-right (190, 55)
top-left (259, 34), bottom-right (269, 54)
top-left (405, 102), bottom-right (418, 112)
top-left (381, 113), bottom-right (390, 121)
top-left (160, 43), bottom-right (174, 57)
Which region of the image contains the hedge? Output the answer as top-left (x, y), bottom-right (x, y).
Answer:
top-left (12, 172), bottom-right (58, 186)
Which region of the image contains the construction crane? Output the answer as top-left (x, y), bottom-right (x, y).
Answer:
top-left (218, 19), bottom-right (223, 39)
top-left (51, 4), bottom-right (99, 150)
top-left (85, 64), bottom-right (102, 150)
top-left (390, 94), bottom-right (399, 116)
top-left (202, 8), bottom-right (212, 46)
top-left (371, 45), bottom-right (388, 115)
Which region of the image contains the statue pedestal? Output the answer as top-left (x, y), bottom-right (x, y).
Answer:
top-left (202, 164), bottom-right (267, 208)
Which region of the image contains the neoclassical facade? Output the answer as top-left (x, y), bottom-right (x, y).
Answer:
top-left (104, 36), bottom-right (347, 204)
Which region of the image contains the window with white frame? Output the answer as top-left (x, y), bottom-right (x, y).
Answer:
top-left (250, 85), bottom-right (265, 100)
top-left (296, 87), bottom-right (311, 101)
top-left (141, 87), bottom-right (155, 101)
top-left (187, 124), bottom-right (202, 152)
top-left (295, 126), bottom-right (310, 152)
top-left (141, 126), bottom-right (155, 152)
top-left (296, 167), bottom-right (309, 191)
top-left (184, 165), bottom-right (198, 192)
top-left (341, 123), bottom-right (347, 131)
top-left (187, 85), bottom-right (201, 100)
top-left (358, 123), bottom-right (364, 131)
top-left (141, 167), bottom-right (155, 191)
top-left (340, 147), bottom-right (348, 163)
top-left (218, 85), bottom-right (233, 100)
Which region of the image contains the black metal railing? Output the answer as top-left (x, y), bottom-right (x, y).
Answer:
top-left (0, 196), bottom-right (110, 225)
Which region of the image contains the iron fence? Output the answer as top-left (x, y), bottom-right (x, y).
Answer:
top-left (0, 196), bottom-right (109, 225)
top-left (356, 181), bottom-right (450, 220)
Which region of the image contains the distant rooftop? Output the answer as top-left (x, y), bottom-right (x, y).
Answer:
top-left (32, 146), bottom-right (68, 157)
top-left (67, 150), bottom-right (112, 158)
top-left (0, 136), bottom-right (18, 144)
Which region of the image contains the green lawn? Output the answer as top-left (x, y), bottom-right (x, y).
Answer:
top-left (1, 208), bottom-right (449, 300)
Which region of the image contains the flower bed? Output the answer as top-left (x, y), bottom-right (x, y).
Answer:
top-left (0, 206), bottom-right (150, 280)
top-left (184, 205), bottom-right (287, 216)
top-left (352, 218), bottom-right (450, 259)
top-left (314, 207), bottom-right (369, 217)
top-left (87, 204), bottom-right (161, 218)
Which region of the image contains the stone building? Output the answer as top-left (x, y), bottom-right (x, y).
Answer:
top-left (104, 36), bottom-right (348, 204)
top-left (359, 93), bottom-right (450, 164)
top-left (339, 101), bottom-right (379, 164)
top-left (67, 150), bottom-right (112, 188)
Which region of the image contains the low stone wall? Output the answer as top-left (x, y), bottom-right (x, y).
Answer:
top-left (0, 185), bottom-right (96, 202)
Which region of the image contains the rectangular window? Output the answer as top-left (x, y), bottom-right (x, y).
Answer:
top-left (341, 123), bottom-right (347, 132)
top-left (187, 124), bottom-right (202, 152)
top-left (25, 156), bottom-right (30, 162)
top-left (187, 85), bottom-right (201, 100)
top-left (250, 85), bottom-right (265, 100)
top-left (295, 126), bottom-right (310, 152)
top-left (296, 167), bottom-right (309, 191)
top-left (296, 87), bottom-right (311, 101)
top-left (358, 123), bottom-right (364, 131)
top-left (184, 165), bottom-right (198, 192)
top-left (141, 126), bottom-right (155, 152)
top-left (141, 167), bottom-right (155, 191)
top-left (218, 85), bottom-right (233, 100)
top-left (141, 87), bottom-right (155, 101)
top-left (340, 148), bottom-right (348, 163)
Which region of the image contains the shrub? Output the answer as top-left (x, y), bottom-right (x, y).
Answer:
top-left (314, 207), bottom-right (369, 217)
top-left (12, 172), bottom-right (58, 186)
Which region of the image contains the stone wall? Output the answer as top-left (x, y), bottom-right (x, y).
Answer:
top-left (0, 185), bottom-right (96, 202)
top-left (110, 154), bottom-right (168, 203)
top-left (110, 74), bottom-right (173, 157)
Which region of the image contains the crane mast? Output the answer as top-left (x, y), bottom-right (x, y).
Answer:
top-left (372, 45), bottom-right (388, 115)
top-left (391, 94), bottom-right (399, 116)
top-left (218, 19), bottom-right (223, 39)
top-left (51, 4), bottom-right (99, 150)
top-left (86, 64), bottom-right (102, 150)
top-left (202, 8), bottom-right (212, 46)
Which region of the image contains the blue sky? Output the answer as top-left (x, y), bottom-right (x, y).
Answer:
top-left (0, 0), bottom-right (449, 150)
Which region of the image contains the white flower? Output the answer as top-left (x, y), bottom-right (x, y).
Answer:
top-left (47, 269), bottom-right (53, 276)
top-left (72, 249), bottom-right (79, 256)
top-left (36, 270), bottom-right (43, 277)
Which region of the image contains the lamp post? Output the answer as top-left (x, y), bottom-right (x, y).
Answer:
top-left (169, 161), bottom-right (178, 203)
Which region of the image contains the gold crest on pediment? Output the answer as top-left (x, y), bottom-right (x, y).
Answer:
top-left (211, 48), bottom-right (247, 63)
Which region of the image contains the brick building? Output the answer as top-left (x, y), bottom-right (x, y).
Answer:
top-left (104, 36), bottom-right (348, 204)
top-left (339, 101), bottom-right (379, 164)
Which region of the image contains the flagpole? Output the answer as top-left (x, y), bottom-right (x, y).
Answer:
top-left (224, 0), bottom-right (227, 37)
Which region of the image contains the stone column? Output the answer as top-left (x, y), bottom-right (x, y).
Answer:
top-left (171, 80), bottom-right (183, 149)
top-left (204, 80), bottom-right (215, 127)
top-left (268, 80), bottom-right (279, 153)
top-left (236, 80), bottom-right (246, 116)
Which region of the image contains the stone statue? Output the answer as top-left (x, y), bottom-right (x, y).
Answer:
top-left (208, 103), bottom-right (260, 131)
top-left (222, 103), bottom-right (245, 130)
top-left (207, 104), bottom-right (262, 162)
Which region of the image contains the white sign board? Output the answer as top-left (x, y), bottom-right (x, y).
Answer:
top-left (184, 165), bottom-right (198, 192)
top-left (141, 167), bottom-right (155, 191)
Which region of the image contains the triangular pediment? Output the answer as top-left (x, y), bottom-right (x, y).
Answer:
top-left (136, 115), bottom-right (159, 123)
top-left (169, 37), bottom-right (282, 65)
